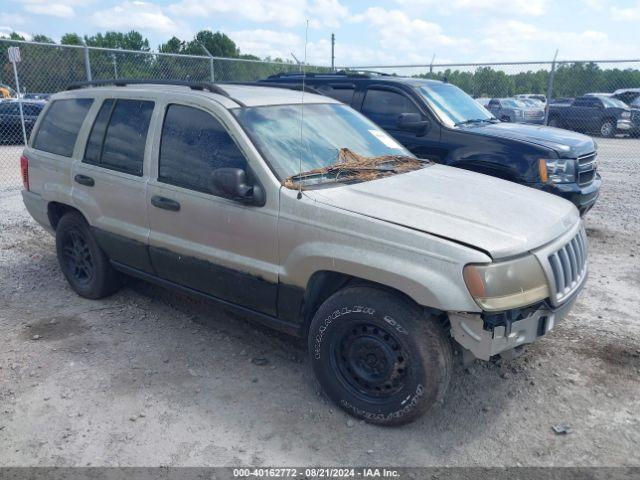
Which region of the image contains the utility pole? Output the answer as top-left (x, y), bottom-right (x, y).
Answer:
top-left (331, 33), bottom-right (335, 71)
top-left (545, 49), bottom-right (559, 124)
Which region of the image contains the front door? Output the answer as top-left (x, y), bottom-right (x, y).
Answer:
top-left (146, 102), bottom-right (279, 316)
top-left (359, 86), bottom-right (442, 161)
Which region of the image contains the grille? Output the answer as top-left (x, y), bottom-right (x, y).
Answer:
top-left (548, 228), bottom-right (588, 303)
top-left (578, 170), bottom-right (595, 186)
top-left (524, 110), bottom-right (544, 117)
top-left (578, 152), bottom-right (596, 166)
top-left (632, 110), bottom-right (640, 125)
top-left (577, 152), bottom-right (597, 186)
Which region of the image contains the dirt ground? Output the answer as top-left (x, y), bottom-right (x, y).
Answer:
top-left (0, 138), bottom-right (639, 467)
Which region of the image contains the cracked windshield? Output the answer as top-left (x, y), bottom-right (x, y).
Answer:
top-left (233, 103), bottom-right (425, 188)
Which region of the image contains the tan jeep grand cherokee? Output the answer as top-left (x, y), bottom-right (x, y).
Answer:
top-left (21, 80), bottom-right (588, 425)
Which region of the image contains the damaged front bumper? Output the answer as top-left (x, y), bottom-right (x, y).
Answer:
top-left (448, 293), bottom-right (579, 361)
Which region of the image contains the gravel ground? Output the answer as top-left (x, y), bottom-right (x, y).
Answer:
top-left (0, 138), bottom-right (639, 467)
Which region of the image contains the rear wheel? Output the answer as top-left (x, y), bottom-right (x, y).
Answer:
top-left (308, 286), bottom-right (452, 426)
top-left (55, 212), bottom-right (121, 299)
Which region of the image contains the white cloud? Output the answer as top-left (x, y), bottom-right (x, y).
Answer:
top-left (18, 0), bottom-right (88, 18)
top-left (168, 0), bottom-right (349, 28)
top-left (611, 1), bottom-right (640, 21)
top-left (91, 1), bottom-right (182, 35)
top-left (350, 7), bottom-right (470, 63)
top-left (477, 20), bottom-right (633, 61)
top-left (394, 0), bottom-right (550, 16)
top-left (225, 29), bottom-right (302, 60)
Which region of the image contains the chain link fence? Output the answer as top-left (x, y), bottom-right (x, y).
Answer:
top-left (0, 38), bottom-right (330, 189)
top-left (1, 38), bottom-right (639, 189)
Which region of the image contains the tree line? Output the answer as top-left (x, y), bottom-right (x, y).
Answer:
top-left (416, 62), bottom-right (640, 98)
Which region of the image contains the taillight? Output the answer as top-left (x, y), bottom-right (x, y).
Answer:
top-left (20, 155), bottom-right (29, 191)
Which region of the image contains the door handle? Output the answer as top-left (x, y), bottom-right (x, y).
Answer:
top-left (74, 174), bottom-right (95, 187)
top-left (151, 195), bottom-right (180, 212)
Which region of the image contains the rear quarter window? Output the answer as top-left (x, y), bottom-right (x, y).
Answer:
top-left (32, 98), bottom-right (93, 157)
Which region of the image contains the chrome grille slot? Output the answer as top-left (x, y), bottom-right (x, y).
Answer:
top-left (548, 228), bottom-right (588, 303)
top-left (577, 152), bottom-right (597, 187)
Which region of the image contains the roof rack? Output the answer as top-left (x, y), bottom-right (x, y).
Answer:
top-left (224, 81), bottom-right (323, 95)
top-left (65, 78), bottom-right (247, 107)
top-left (267, 69), bottom-right (391, 80)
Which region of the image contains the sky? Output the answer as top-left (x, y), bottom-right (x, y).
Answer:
top-left (1, 0), bottom-right (639, 67)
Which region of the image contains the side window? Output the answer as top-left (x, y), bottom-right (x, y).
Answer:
top-left (158, 104), bottom-right (247, 194)
top-left (32, 98), bottom-right (93, 157)
top-left (317, 85), bottom-right (355, 104)
top-left (83, 99), bottom-right (154, 176)
top-left (361, 89), bottom-right (421, 127)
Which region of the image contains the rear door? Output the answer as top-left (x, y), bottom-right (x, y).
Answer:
top-left (358, 86), bottom-right (441, 160)
top-left (71, 97), bottom-right (156, 272)
top-left (146, 102), bottom-right (279, 315)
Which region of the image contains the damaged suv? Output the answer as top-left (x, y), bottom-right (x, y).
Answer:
top-left (21, 80), bottom-right (587, 425)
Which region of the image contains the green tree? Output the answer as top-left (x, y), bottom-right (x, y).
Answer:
top-left (61, 33), bottom-right (83, 45)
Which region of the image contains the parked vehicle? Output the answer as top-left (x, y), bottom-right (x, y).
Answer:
top-left (515, 94), bottom-right (546, 104)
top-left (22, 79), bottom-right (588, 425)
top-left (519, 97), bottom-right (545, 108)
top-left (611, 88), bottom-right (640, 137)
top-left (547, 94), bottom-right (632, 137)
top-left (22, 93), bottom-right (51, 101)
top-left (0, 100), bottom-right (45, 143)
top-left (260, 72), bottom-right (601, 215)
top-left (487, 97), bottom-right (545, 124)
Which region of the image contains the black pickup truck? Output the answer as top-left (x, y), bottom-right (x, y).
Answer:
top-left (547, 95), bottom-right (632, 137)
top-left (259, 72), bottom-right (601, 215)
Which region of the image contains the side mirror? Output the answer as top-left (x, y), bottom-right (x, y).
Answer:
top-left (397, 113), bottom-right (429, 136)
top-left (210, 168), bottom-right (265, 206)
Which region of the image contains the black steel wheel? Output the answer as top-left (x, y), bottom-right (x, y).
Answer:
top-left (309, 286), bottom-right (452, 426)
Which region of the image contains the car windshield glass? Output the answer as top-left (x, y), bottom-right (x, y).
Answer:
top-left (600, 96), bottom-right (628, 109)
top-left (417, 83), bottom-right (494, 127)
top-left (233, 103), bottom-right (423, 186)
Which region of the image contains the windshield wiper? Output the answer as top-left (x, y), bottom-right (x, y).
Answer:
top-left (454, 118), bottom-right (498, 127)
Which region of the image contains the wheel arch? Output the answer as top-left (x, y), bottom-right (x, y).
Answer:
top-left (47, 201), bottom-right (84, 230)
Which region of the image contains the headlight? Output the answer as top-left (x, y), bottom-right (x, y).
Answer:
top-left (463, 255), bottom-right (550, 311)
top-left (538, 158), bottom-right (576, 184)
top-left (514, 109), bottom-right (524, 116)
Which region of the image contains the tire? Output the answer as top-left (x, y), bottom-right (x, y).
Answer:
top-left (308, 286), bottom-right (452, 426)
top-left (55, 212), bottom-right (121, 299)
top-left (599, 119), bottom-right (615, 138)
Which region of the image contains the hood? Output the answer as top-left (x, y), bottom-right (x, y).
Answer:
top-left (470, 122), bottom-right (594, 158)
top-left (307, 164), bottom-right (579, 259)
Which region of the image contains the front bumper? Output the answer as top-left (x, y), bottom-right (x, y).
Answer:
top-left (539, 173), bottom-right (602, 216)
top-left (449, 291), bottom-right (580, 361)
top-left (616, 119), bottom-right (632, 131)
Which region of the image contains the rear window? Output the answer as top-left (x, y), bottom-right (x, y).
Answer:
top-left (33, 98), bottom-right (93, 157)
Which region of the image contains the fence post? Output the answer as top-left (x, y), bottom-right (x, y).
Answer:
top-left (199, 43), bottom-right (215, 82)
top-left (545, 49), bottom-right (558, 124)
top-left (83, 41), bottom-right (92, 81)
top-left (8, 48), bottom-right (28, 145)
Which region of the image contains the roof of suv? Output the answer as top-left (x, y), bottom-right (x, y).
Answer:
top-left (58, 82), bottom-right (337, 109)
top-left (263, 72), bottom-right (444, 88)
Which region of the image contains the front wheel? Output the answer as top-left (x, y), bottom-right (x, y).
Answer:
top-left (599, 120), bottom-right (615, 138)
top-left (308, 286), bottom-right (452, 426)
